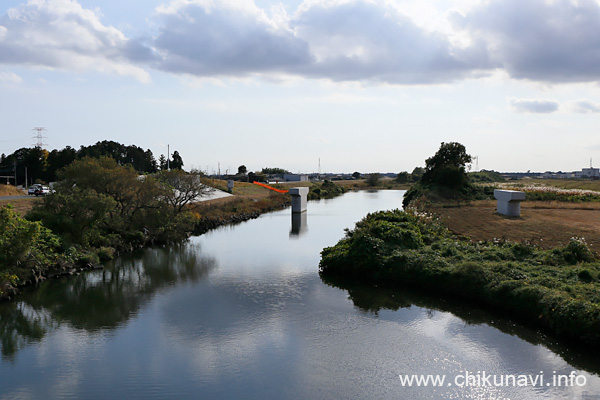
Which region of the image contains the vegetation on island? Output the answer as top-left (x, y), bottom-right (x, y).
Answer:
top-left (320, 141), bottom-right (600, 349)
top-left (319, 208), bottom-right (600, 348)
top-left (307, 180), bottom-right (347, 200)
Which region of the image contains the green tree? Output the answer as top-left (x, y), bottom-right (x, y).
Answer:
top-left (237, 165), bottom-right (247, 175)
top-left (28, 157), bottom-right (192, 249)
top-left (421, 142), bottom-right (472, 188)
top-left (0, 147), bottom-right (48, 186)
top-left (45, 146), bottom-right (77, 182)
top-left (27, 187), bottom-right (116, 247)
top-left (144, 149), bottom-right (159, 173)
top-left (365, 173), bottom-right (381, 187)
top-left (0, 205), bottom-right (61, 275)
top-left (395, 172), bottom-right (409, 183)
top-left (158, 154), bottom-right (167, 170)
top-left (403, 142), bottom-right (475, 207)
top-left (410, 167), bottom-right (425, 182)
top-left (170, 151), bottom-right (184, 170)
top-left (261, 167), bottom-right (290, 175)
top-left (469, 169), bottom-right (505, 183)
top-left (352, 171), bottom-right (361, 179)
top-left (247, 171), bottom-right (266, 183)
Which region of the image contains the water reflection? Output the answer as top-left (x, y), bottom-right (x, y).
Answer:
top-left (321, 275), bottom-right (600, 376)
top-left (290, 212), bottom-right (308, 237)
top-left (0, 302), bottom-right (53, 360)
top-left (0, 242), bottom-right (215, 359)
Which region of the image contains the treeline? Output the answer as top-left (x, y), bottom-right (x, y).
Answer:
top-left (0, 140), bottom-right (184, 186)
top-left (1, 157), bottom-right (206, 298)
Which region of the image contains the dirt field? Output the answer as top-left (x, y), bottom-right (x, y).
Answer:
top-left (434, 200), bottom-right (600, 250)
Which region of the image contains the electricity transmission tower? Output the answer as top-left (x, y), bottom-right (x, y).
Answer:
top-left (32, 127), bottom-right (47, 148)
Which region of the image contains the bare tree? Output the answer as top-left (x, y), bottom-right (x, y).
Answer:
top-left (157, 169), bottom-right (214, 213)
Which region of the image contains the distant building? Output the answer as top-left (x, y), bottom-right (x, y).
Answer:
top-left (283, 174), bottom-right (309, 182)
top-left (581, 168), bottom-right (600, 179)
top-left (543, 171), bottom-right (575, 179)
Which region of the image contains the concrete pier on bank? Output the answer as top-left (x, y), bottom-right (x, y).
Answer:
top-left (494, 189), bottom-right (526, 217)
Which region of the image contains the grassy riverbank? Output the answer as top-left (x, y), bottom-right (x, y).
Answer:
top-left (319, 208), bottom-right (600, 348)
top-left (192, 192), bottom-right (290, 234)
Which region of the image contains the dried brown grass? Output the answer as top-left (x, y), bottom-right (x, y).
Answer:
top-left (0, 185), bottom-right (25, 196)
top-left (434, 200), bottom-right (600, 249)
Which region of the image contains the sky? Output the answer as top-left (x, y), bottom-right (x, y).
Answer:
top-left (1, 0), bottom-right (600, 174)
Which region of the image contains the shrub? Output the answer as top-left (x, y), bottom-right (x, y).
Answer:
top-left (511, 242), bottom-right (535, 260)
top-left (578, 269), bottom-right (594, 283)
top-left (0, 205), bottom-right (63, 281)
top-left (97, 247), bottom-right (116, 261)
top-left (562, 237), bottom-right (595, 264)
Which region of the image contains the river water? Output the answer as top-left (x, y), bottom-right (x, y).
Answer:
top-left (0, 190), bottom-right (599, 399)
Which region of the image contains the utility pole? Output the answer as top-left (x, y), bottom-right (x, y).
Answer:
top-left (318, 157), bottom-right (321, 180)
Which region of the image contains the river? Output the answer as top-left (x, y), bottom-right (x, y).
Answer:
top-left (0, 190), bottom-right (599, 399)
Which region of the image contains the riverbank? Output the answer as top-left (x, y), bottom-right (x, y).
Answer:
top-left (192, 192), bottom-right (291, 234)
top-left (0, 179), bottom-right (348, 300)
top-left (319, 208), bottom-right (600, 349)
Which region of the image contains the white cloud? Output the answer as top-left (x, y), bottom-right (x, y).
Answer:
top-left (151, 0), bottom-right (312, 77)
top-left (290, 0), bottom-right (490, 84)
top-left (4, 0), bottom-right (600, 86)
top-left (510, 98), bottom-right (559, 113)
top-left (0, 71), bottom-right (22, 84)
top-left (455, 0), bottom-right (600, 83)
top-left (149, 0), bottom-right (490, 84)
top-left (0, 0), bottom-right (152, 82)
top-left (572, 100), bottom-right (600, 113)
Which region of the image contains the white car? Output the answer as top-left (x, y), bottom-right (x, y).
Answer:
top-left (34, 186), bottom-right (50, 196)
top-left (28, 185), bottom-right (42, 195)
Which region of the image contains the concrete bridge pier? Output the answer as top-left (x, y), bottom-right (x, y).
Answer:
top-left (289, 187), bottom-right (309, 213)
top-left (494, 189), bottom-right (526, 217)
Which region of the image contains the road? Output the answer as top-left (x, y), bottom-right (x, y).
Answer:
top-left (0, 195), bottom-right (31, 200)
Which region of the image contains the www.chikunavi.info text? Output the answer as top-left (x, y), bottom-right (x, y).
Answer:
top-left (399, 370), bottom-right (587, 388)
